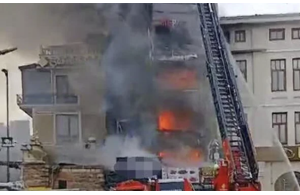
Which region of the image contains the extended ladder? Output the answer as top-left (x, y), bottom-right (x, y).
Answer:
top-left (197, 3), bottom-right (256, 183)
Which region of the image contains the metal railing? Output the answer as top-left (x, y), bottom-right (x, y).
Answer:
top-left (16, 93), bottom-right (78, 105)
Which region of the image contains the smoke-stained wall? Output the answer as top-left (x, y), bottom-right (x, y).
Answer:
top-left (103, 3), bottom-right (219, 159)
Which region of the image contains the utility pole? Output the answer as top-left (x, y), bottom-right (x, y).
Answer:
top-left (0, 47), bottom-right (17, 183)
top-left (1, 69), bottom-right (10, 182)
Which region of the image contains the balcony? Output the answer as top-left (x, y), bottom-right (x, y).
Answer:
top-left (17, 93), bottom-right (79, 106)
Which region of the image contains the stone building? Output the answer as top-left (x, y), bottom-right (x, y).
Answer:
top-left (17, 34), bottom-right (107, 190)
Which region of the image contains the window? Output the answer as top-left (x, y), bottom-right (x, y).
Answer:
top-left (269, 28), bottom-right (285, 41)
top-left (55, 75), bottom-right (76, 103)
top-left (236, 60), bottom-right (247, 81)
top-left (295, 112), bottom-right (300, 144)
top-left (58, 180), bottom-right (67, 189)
top-left (292, 28), bottom-right (300, 39)
top-left (55, 114), bottom-right (79, 145)
top-left (224, 31), bottom-right (230, 43)
top-left (271, 59), bottom-right (286, 92)
top-left (293, 58), bottom-right (300, 91)
top-left (234, 30), bottom-right (246, 42)
top-left (272, 112), bottom-right (288, 145)
top-left (244, 113), bottom-right (248, 122)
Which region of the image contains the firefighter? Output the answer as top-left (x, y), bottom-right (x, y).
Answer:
top-left (213, 163), bottom-right (220, 176)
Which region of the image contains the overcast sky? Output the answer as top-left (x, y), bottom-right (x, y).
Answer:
top-left (0, 3), bottom-right (300, 124)
top-left (219, 3), bottom-right (300, 16)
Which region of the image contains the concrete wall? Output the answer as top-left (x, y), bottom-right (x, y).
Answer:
top-left (222, 17), bottom-right (300, 190)
top-left (33, 111), bottom-right (54, 145)
top-left (222, 20), bottom-right (300, 147)
top-left (32, 108), bottom-right (106, 148)
top-left (258, 161), bottom-right (300, 191)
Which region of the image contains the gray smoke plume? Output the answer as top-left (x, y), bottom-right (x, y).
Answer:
top-left (52, 135), bottom-right (155, 170)
top-left (0, 4), bottom-right (108, 58)
top-left (99, 3), bottom-right (219, 164)
top-left (0, 4), bottom-right (219, 168)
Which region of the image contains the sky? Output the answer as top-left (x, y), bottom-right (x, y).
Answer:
top-left (0, 3), bottom-right (300, 124)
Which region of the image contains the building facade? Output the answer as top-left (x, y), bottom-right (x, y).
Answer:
top-left (221, 13), bottom-right (300, 190)
top-left (17, 35), bottom-right (107, 190)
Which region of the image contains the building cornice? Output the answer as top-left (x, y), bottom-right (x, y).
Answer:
top-left (220, 13), bottom-right (300, 25)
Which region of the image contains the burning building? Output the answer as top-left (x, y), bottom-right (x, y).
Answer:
top-left (148, 4), bottom-right (219, 167)
top-left (14, 3), bottom-right (220, 190)
top-left (104, 4), bottom-right (219, 169)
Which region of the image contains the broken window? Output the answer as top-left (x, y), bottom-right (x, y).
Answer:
top-left (55, 75), bottom-right (77, 103)
top-left (155, 24), bottom-right (171, 35)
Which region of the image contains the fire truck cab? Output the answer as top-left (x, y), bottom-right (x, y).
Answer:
top-left (114, 178), bottom-right (194, 191)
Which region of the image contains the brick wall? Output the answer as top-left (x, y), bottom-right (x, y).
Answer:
top-left (22, 162), bottom-right (50, 188)
top-left (52, 165), bottom-right (105, 190)
top-left (22, 163), bottom-right (105, 190)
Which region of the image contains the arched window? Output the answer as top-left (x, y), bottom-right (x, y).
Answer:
top-left (274, 171), bottom-right (300, 191)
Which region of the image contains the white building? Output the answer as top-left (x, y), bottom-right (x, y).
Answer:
top-left (221, 13), bottom-right (300, 191)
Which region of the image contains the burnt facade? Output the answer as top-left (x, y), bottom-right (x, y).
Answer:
top-left (105, 4), bottom-right (218, 163)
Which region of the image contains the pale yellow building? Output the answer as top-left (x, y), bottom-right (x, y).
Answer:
top-left (221, 13), bottom-right (300, 191)
top-left (17, 35), bottom-right (107, 190)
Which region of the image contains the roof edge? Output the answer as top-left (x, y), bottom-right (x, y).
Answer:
top-left (220, 12), bottom-right (300, 25)
top-left (18, 63), bottom-right (41, 71)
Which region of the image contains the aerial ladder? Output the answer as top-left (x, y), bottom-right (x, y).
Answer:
top-left (197, 3), bottom-right (260, 191)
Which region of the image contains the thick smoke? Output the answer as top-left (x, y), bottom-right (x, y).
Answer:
top-left (52, 135), bottom-right (155, 170)
top-left (0, 4), bottom-right (219, 168)
top-left (53, 4), bottom-right (158, 166)
top-left (0, 4), bottom-right (108, 58)
top-left (99, 3), bottom-right (219, 165)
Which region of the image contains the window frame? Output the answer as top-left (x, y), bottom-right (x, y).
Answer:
top-left (54, 74), bottom-right (78, 104)
top-left (224, 30), bottom-right (230, 43)
top-left (270, 59), bottom-right (287, 92)
top-left (55, 75), bottom-right (73, 95)
top-left (236, 59), bottom-right (247, 81)
top-left (234, 30), bottom-right (246, 43)
top-left (269, 28), bottom-right (285, 41)
top-left (272, 112), bottom-right (288, 145)
top-left (295, 112), bottom-right (300, 144)
top-left (292, 28), bottom-right (300, 40)
top-left (55, 113), bottom-right (81, 145)
top-left (293, 58), bottom-right (300, 91)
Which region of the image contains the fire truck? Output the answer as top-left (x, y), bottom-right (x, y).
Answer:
top-left (113, 178), bottom-right (194, 191)
top-left (105, 3), bottom-right (261, 191)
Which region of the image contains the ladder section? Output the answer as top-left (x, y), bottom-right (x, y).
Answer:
top-left (209, 4), bottom-right (259, 180)
top-left (197, 3), bottom-right (251, 182)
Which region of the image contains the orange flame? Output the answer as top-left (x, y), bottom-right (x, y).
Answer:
top-left (158, 149), bottom-right (203, 162)
top-left (158, 110), bottom-right (192, 131)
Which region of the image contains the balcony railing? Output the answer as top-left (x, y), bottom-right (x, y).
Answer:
top-left (17, 93), bottom-right (78, 105)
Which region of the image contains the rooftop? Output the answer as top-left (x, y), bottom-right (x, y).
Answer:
top-left (220, 12), bottom-right (300, 25)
